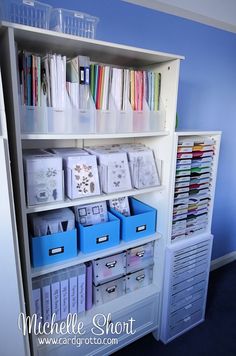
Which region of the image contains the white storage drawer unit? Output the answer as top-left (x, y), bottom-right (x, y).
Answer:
top-left (37, 293), bottom-right (159, 356)
top-left (160, 234), bottom-right (213, 343)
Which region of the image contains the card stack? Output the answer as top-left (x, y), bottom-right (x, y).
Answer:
top-left (172, 136), bottom-right (215, 241)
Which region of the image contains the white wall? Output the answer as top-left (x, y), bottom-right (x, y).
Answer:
top-left (123, 0), bottom-right (236, 32)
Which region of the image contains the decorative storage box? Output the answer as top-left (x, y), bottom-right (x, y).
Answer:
top-left (30, 229), bottom-right (77, 267)
top-left (126, 265), bottom-right (153, 293)
top-left (110, 197), bottom-right (157, 242)
top-left (49, 8), bottom-right (99, 39)
top-left (126, 241), bottom-right (154, 273)
top-left (77, 212), bottom-right (120, 253)
top-left (24, 154), bottom-right (64, 206)
top-left (92, 252), bottom-right (126, 286)
top-left (93, 276), bottom-right (126, 306)
top-left (0, 0), bottom-right (52, 29)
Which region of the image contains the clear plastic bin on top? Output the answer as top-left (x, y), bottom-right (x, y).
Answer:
top-left (49, 8), bottom-right (99, 39)
top-left (0, 0), bottom-right (52, 29)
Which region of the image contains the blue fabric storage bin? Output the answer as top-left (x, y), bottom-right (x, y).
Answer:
top-left (31, 229), bottom-right (77, 267)
top-left (110, 197), bottom-right (157, 242)
top-left (77, 212), bottom-right (120, 253)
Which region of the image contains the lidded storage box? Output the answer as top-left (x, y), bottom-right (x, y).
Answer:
top-left (92, 252), bottom-right (126, 285)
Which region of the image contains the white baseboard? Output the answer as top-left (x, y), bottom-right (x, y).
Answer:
top-left (210, 251), bottom-right (236, 271)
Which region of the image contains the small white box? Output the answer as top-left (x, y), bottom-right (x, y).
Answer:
top-left (126, 266), bottom-right (153, 293)
top-left (92, 252), bottom-right (126, 286)
top-left (126, 242), bottom-right (154, 273)
top-left (24, 154), bottom-right (63, 206)
top-left (93, 277), bottom-right (126, 305)
top-left (65, 155), bottom-right (100, 199)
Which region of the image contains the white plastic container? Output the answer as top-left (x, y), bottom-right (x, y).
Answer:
top-left (50, 8), bottom-right (99, 39)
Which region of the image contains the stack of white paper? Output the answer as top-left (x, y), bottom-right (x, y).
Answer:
top-left (30, 208), bottom-right (75, 237)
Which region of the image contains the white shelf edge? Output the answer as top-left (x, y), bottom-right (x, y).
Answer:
top-left (26, 185), bottom-right (164, 214)
top-left (31, 233), bottom-right (161, 278)
top-left (1, 21), bottom-right (184, 61)
top-left (21, 131), bottom-right (170, 140)
top-left (175, 130), bottom-right (222, 136)
top-left (36, 283), bottom-right (160, 347)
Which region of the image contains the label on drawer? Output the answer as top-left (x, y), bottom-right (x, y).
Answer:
top-left (136, 225), bottom-right (146, 232)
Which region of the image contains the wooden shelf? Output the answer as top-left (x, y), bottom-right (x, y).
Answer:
top-left (26, 185), bottom-right (164, 214)
top-left (31, 233), bottom-right (161, 278)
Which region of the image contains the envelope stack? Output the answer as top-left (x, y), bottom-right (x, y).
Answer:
top-left (172, 136), bottom-right (215, 241)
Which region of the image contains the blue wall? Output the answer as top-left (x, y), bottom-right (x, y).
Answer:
top-left (45, 0), bottom-right (236, 259)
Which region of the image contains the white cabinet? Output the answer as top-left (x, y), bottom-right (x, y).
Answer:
top-left (1, 22), bottom-right (181, 354)
top-left (160, 131), bottom-right (221, 343)
top-left (160, 233), bottom-right (212, 343)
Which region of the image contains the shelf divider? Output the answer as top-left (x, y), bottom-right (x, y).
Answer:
top-left (26, 185), bottom-right (164, 214)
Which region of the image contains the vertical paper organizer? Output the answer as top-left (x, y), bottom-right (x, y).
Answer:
top-left (20, 96), bottom-right (166, 135)
top-left (77, 212), bottom-right (120, 253)
top-left (110, 197), bottom-right (157, 242)
top-left (96, 97), bottom-right (166, 134)
top-left (20, 101), bottom-right (96, 135)
top-left (0, 0), bottom-right (52, 29)
top-left (30, 228), bottom-right (77, 267)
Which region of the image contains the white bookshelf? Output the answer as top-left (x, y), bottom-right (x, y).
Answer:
top-left (0, 22), bottom-right (182, 356)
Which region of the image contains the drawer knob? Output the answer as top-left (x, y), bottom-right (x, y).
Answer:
top-left (106, 285), bottom-right (117, 294)
top-left (106, 261), bottom-right (117, 269)
top-left (136, 274), bottom-right (145, 282)
top-left (136, 251), bottom-right (145, 258)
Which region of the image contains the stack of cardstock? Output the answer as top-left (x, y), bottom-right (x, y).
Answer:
top-left (109, 196), bottom-right (131, 216)
top-left (172, 136), bottom-right (215, 241)
top-left (18, 51), bottom-right (41, 106)
top-left (30, 208), bottom-right (75, 237)
top-left (64, 154), bottom-right (100, 199)
top-left (23, 151), bottom-right (63, 206)
top-left (66, 55), bottom-right (90, 110)
top-left (49, 147), bottom-right (89, 157)
top-left (121, 145), bottom-right (161, 189)
top-left (86, 146), bottom-right (132, 193)
top-left (74, 201), bottom-right (108, 226)
top-left (89, 64), bottom-right (161, 112)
